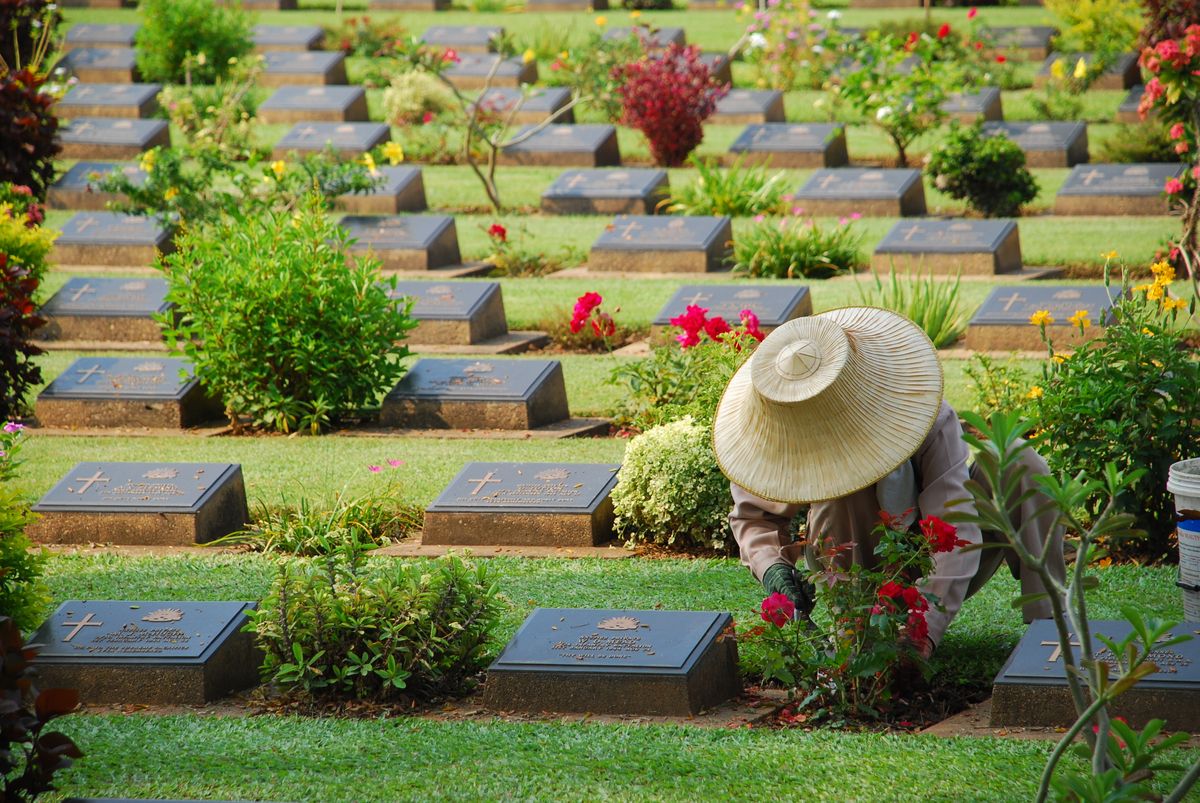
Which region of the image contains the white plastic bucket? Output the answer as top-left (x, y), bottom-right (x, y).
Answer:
top-left (1167, 458), bottom-right (1200, 622)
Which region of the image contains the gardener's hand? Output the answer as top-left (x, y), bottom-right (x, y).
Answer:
top-left (762, 563), bottom-right (818, 628)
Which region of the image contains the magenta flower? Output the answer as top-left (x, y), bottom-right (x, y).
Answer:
top-left (368, 465), bottom-right (382, 473)
top-left (387, 459), bottom-right (404, 467)
top-left (2, 422), bottom-right (24, 433)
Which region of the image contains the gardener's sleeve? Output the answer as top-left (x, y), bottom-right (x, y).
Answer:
top-left (729, 483), bottom-right (803, 583)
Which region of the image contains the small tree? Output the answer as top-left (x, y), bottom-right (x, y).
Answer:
top-left (926, 124), bottom-right (1039, 217)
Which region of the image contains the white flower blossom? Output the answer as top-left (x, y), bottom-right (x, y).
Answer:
top-left (827, 10), bottom-right (841, 20)
top-left (876, 106), bottom-right (893, 121)
top-left (747, 33), bottom-right (768, 50)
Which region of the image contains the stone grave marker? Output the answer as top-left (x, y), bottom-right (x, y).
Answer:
top-left (590, 215), bottom-right (734, 274)
top-left (422, 25), bottom-right (503, 53)
top-left (257, 86), bottom-right (369, 124)
top-left (260, 50), bottom-right (348, 87)
top-left (475, 87), bottom-right (574, 125)
top-left (251, 24), bottom-right (324, 52)
top-left (984, 25), bottom-right (1057, 60)
top-left (1055, 163), bottom-right (1184, 215)
top-left (272, 122), bottom-right (391, 159)
top-left (370, 0), bottom-right (449, 9)
top-left (711, 89), bottom-right (786, 124)
top-left (58, 83), bottom-right (162, 119)
top-left (389, 280), bottom-right (507, 345)
top-left (964, 285), bottom-right (1120, 350)
top-left (1035, 52), bottom-right (1142, 91)
top-left (981, 121), bottom-right (1089, 168)
top-left (603, 25), bottom-right (686, 49)
top-left (59, 117), bottom-right (170, 160)
top-left (794, 168), bottom-right (927, 217)
top-left (500, 124), bottom-right (621, 167)
top-left (220, 0), bottom-right (296, 8)
top-left (63, 47), bottom-right (138, 83)
top-left (991, 619), bottom-right (1200, 730)
top-left (335, 165), bottom-right (428, 215)
top-left (52, 212), bottom-right (174, 268)
top-left (541, 168), bottom-right (669, 215)
top-left (484, 608), bottom-right (740, 716)
top-left (729, 123), bottom-right (849, 168)
top-left (381, 358), bottom-right (570, 430)
top-left (47, 162), bottom-right (146, 211)
top-left (38, 276), bottom-right (169, 344)
top-left (699, 52), bottom-right (733, 85)
top-left (872, 219), bottom-right (1023, 276)
top-left (31, 600), bottom-right (260, 705)
top-left (36, 357), bottom-right (220, 429)
top-left (28, 462), bottom-right (249, 546)
top-left (443, 53), bottom-right (537, 90)
top-left (423, 462), bottom-right (620, 546)
top-left (526, 0), bottom-right (607, 11)
top-left (339, 215), bottom-right (461, 272)
top-left (650, 284), bottom-right (812, 344)
top-left (1117, 85), bottom-right (1146, 124)
top-left (942, 87), bottom-right (1003, 122)
top-left (63, 23), bottom-right (139, 51)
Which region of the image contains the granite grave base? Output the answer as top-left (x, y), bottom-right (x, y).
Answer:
top-left (390, 280), bottom-right (508, 346)
top-left (498, 125), bottom-right (621, 168)
top-left (964, 285), bottom-right (1119, 351)
top-left (541, 169), bottom-right (669, 215)
top-left (729, 123), bottom-right (849, 168)
top-left (63, 47), bottom-right (139, 83)
top-left (1054, 163), bottom-right (1184, 216)
top-left (51, 213), bottom-right (174, 269)
top-left (588, 215), bottom-right (734, 274)
top-left (871, 220), bottom-right (1023, 276)
top-left (794, 168), bottom-right (927, 217)
top-left (63, 24), bottom-right (139, 51)
top-left (474, 87), bottom-right (574, 125)
top-left (38, 277), bottom-right (169, 344)
top-left (252, 24), bottom-right (325, 52)
top-left (982, 121), bottom-right (1089, 168)
top-left (58, 83), bottom-right (162, 119)
top-left (340, 214), bottom-right (461, 272)
top-left (257, 86), bottom-right (369, 124)
top-left (711, 89), bottom-right (786, 124)
top-left (59, 117), bottom-right (170, 160)
top-left (422, 25), bottom-right (503, 53)
top-left (47, 162), bottom-right (145, 211)
top-left (335, 166), bottom-right (428, 215)
top-left (443, 54), bottom-right (537, 90)
top-left (649, 284), bottom-right (813, 345)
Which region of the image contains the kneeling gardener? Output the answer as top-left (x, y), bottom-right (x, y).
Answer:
top-left (713, 307), bottom-right (1065, 655)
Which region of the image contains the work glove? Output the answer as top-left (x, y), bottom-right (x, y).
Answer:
top-left (762, 562), bottom-right (818, 629)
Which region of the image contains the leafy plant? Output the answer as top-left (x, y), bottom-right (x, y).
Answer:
top-left (481, 221), bottom-right (573, 277)
top-left (157, 54), bottom-right (263, 161)
top-left (1029, 56), bottom-right (1096, 120)
top-left (1095, 123), bottom-right (1182, 163)
top-left (1045, 0), bottom-right (1143, 60)
top-left (0, 184), bottom-right (54, 420)
top-left (249, 551), bottom-right (505, 701)
top-left (322, 15), bottom-right (407, 58)
top-left (158, 194), bottom-right (417, 434)
top-left (0, 0), bottom-right (60, 73)
top-left (615, 44), bottom-right (728, 167)
top-left (739, 2), bottom-right (846, 91)
top-left (963, 354), bottom-right (1035, 419)
top-left (926, 124), bottom-right (1038, 217)
top-left (382, 70), bottom-right (456, 126)
top-left (855, 269), bottom-right (968, 348)
top-left (544, 28), bottom-right (642, 122)
top-left (667, 154), bottom-right (788, 217)
top-left (134, 0), bottom-right (252, 84)
top-left (732, 214), bottom-right (863, 279)
top-left (0, 423), bottom-right (48, 634)
top-left (0, 69), bottom-right (59, 201)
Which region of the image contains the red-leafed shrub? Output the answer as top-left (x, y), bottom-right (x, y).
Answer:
top-left (1140, 0), bottom-right (1200, 49)
top-left (0, 69), bottom-right (59, 201)
top-left (615, 44), bottom-right (728, 167)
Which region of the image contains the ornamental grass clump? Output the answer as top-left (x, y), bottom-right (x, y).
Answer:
top-left (732, 214), bottom-right (863, 279)
top-left (666, 154), bottom-right (789, 218)
top-left (855, 269), bottom-right (968, 348)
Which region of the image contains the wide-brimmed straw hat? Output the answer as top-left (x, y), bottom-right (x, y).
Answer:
top-left (713, 307), bottom-right (943, 504)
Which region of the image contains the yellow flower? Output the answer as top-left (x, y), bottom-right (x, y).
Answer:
top-left (1101, 250), bottom-right (1118, 260)
top-left (1067, 309), bottom-right (1090, 329)
top-left (361, 152), bottom-right (378, 176)
top-left (1142, 327), bottom-right (1155, 336)
top-left (271, 160), bottom-right (286, 179)
top-left (1029, 309), bottom-right (1054, 327)
top-left (1052, 354), bottom-right (1067, 364)
top-left (163, 186), bottom-right (179, 201)
top-left (1151, 359), bottom-right (1165, 368)
top-left (1150, 260), bottom-right (1175, 284)
top-left (522, 48), bottom-right (536, 64)
top-left (559, 50), bottom-right (569, 60)
top-left (1133, 282), bottom-right (1154, 295)
top-left (1050, 58), bottom-right (1066, 80)
top-left (139, 149), bottom-right (157, 173)
top-left (1073, 57), bottom-right (1088, 79)
top-left (1146, 283), bottom-right (1165, 301)
top-left (382, 141), bottom-right (405, 165)
top-left (594, 14), bottom-right (607, 25)
top-left (1026, 386), bottom-right (1044, 400)
top-left (630, 9), bottom-right (642, 17)
top-left (1163, 296), bottom-right (1188, 312)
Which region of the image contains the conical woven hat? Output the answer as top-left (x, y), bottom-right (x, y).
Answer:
top-left (713, 307), bottom-right (944, 504)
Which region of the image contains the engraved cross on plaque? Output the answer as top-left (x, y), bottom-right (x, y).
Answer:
top-left (1078, 168), bottom-right (1105, 186)
top-left (75, 216), bottom-right (99, 234)
top-left (467, 471), bottom-right (502, 495)
top-left (681, 291), bottom-right (711, 305)
top-left (75, 364), bottom-right (106, 383)
top-left (1041, 639), bottom-right (1082, 662)
top-left (619, 220), bottom-right (642, 239)
top-left (69, 283), bottom-right (96, 303)
top-left (74, 469), bottom-right (110, 495)
top-left (900, 224), bottom-right (924, 241)
top-left (999, 292), bottom-right (1026, 312)
top-left (61, 612), bottom-right (102, 642)
top-left (816, 174), bottom-right (840, 190)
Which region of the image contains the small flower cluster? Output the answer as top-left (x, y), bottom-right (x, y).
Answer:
top-left (0, 184), bottom-right (43, 228)
top-left (669, 304), bottom-right (764, 349)
top-left (569, 291), bottom-right (617, 339)
top-left (0, 421), bottom-right (26, 481)
top-left (367, 458), bottom-right (405, 473)
top-left (1134, 260), bottom-right (1187, 312)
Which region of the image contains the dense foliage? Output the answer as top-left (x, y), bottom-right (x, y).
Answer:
top-left (0, 0), bottom-right (60, 72)
top-left (732, 215), bottom-right (863, 279)
top-left (545, 29), bottom-right (642, 122)
top-left (855, 270), bottom-right (968, 349)
top-left (925, 124), bottom-right (1038, 217)
top-left (134, 0), bottom-right (252, 84)
top-left (667, 155), bottom-right (788, 217)
top-left (0, 69), bottom-right (58, 200)
top-left (0, 184), bottom-right (53, 421)
top-left (0, 423), bottom-right (47, 633)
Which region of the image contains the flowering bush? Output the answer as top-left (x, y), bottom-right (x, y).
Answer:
top-left (382, 71), bottom-right (456, 126)
top-left (669, 304), bottom-right (764, 349)
top-left (0, 423), bottom-right (48, 634)
top-left (732, 213), bottom-right (863, 279)
top-left (611, 416), bottom-right (735, 552)
top-left (482, 222), bottom-right (572, 277)
top-left (666, 154), bottom-right (789, 217)
top-left (615, 44), bottom-right (728, 167)
top-left (544, 29), bottom-right (642, 123)
top-left (0, 184), bottom-right (54, 422)
top-left (741, 514), bottom-right (966, 719)
top-left (569, 291), bottom-right (617, 343)
top-left (157, 55), bottom-right (263, 162)
top-left (739, 3), bottom-right (847, 91)
top-left (322, 15), bottom-right (408, 58)
top-left (926, 124), bottom-right (1038, 218)
top-left (134, 0), bottom-right (251, 84)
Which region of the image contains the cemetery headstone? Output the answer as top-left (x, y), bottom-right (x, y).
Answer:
top-left (698, 52), bottom-right (733, 85)
top-left (251, 24), bottom-right (324, 52)
top-left (36, 357), bottom-right (220, 429)
top-left (991, 619), bottom-right (1200, 730)
top-left (1117, 85), bottom-right (1146, 124)
top-left (443, 53), bottom-right (537, 90)
top-left (335, 165), bottom-right (428, 215)
top-left (964, 285), bottom-right (1120, 350)
top-left (370, 0), bottom-right (449, 9)
top-left (981, 121), bottom-right (1089, 168)
top-left (260, 50), bottom-right (348, 87)
top-left (872, 219), bottom-right (1023, 276)
top-left (422, 25), bottom-right (503, 53)
top-left (525, 0), bottom-right (608, 11)
top-left (57, 83), bottom-right (162, 119)
top-left (63, 23), bottom-right (139, 51)
top-left (541, 168), bottom-right (669, 215)
top-left (272, 122), bottom-right (391, 159)
top-left (63, 47), bottom-right (139, 83)
top-left (381, 358), bottom-right (570, 430)
top-left (500, 124), bottom-right (621, 167)
top-left (475, 87), bottom-right (575, 125)
top-left (794, 168), bottom-right (927, 217)
top-left (38, 276), bottom-right (169, 343)
top-left (941, 87), bottom-right (1003, 123)
top-left (389, 280), bottom-right (507, 345)
top-left (603, 25), bottom-right (686, 49)
top-left (589, 215), bottom-right (734, 274)
top-left (219, 0), bottom-right (297, 8)
top-left (257, 85), bottom-right (369, 124)
top-left (59, 116), bottom-right (170, 159)
top-left (47, 162), bottom-right (146, 211)
top-left (650, 284), bottom-right (812, 344)
top-left (52, 212), bottom-right (174, 268)
top-left (729, 123), bottom-right (849, 168)
top-left (423, 462), bottom-right (620, 546)
top-left (28, 462), bottom-right (250, 546)
top-left (1035, 52), bottom-right (1142, 91)
top-left (711, 89), bottom-right (786, 124)
top-left (31, 600), bottom-right (260, 705)
top-left (484, 608), bottom-right (740, 716)
top-left (1055, 163), bottom-right (1184, 215)
top-left (339, 214), bottom-right (461, 271)
top-left (983, 25), bottom-right (1058, 60)
top-left (849, 0), bottom-right (920, 8)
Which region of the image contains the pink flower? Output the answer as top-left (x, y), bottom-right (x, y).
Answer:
top-left (12, 185), bottom-right (31, 196)
top-left (850, 212), bottom-right (862, 220)
top-left (791, 206), bottom-right (805, 216)
top-left (1166, 178), bottom-right (1185, 194)
top-left (753, 214), bottom-right (766, 223)
top-left (2, 422), bottom-right (24, 433)
top-left (442, 48), bottom-right (460, 63)
top-left (1170, 122), bottom-right (1186, 140)
top-left (838, 216), bottom-right (849, 225)
top-left (739, 308), bottom-right (765, 341)
top-left (1177, 142), bottom-right (1190, 154)
top-left (1192, 166), bottom-right (1200, 180)
top-left (421, 111), bottom-right (434, 125)
top-left (760, 592), bottom-right (795, 627)
top-left (967, 6), bottom-right (977, 18)
top-left (368, 465), bottom-right (382, 473)
top-left (387, 459), bottom-right (404, 467)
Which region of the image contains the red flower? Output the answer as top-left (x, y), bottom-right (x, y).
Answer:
top-left (966, 6), bottom-right (977, 18)
top-left (906, 611), bottom-right (929, 644)
top-left (574, 291), bottom-right (602, 315)
top-left (488, 223), bottom-right (507, 242)
top-left (421, 111), bottom-right (434, 124)
top-left (995, 54), bottom-right (1006, 64)
top-left (936, 23), bottom-right (951, 39)
top-left (1166, 178), bottom-right (1185, 195)
top-left (1177, 142), bottom-right (1190, 154)
top-left (1171, 122), bottom-right (1186, 140)
top-left (905, 31), bottom-right (919, 50)
top-left (920, 515), bottom-right (965, 552)
top-left (590, 311), bottom-right (616, 338)
top-left (1156, 38), bottom-right (1188, 69)
top-left (901, 585), bottom-right (929, 613)
top-left (670, 304), bottom-right (710, 348)
top-left (739, 308), bottom-right (765, 341)
top-left (973, 41), bottom-right (983, 50)
top-left (11, 185), bottom-right (31, 196)
top-left (704, 315), bottom-right (731, 341)
top-left (760, 592), bottom-right (795, 627)
top-left (442, 48), bottom-right (460, 64)
top-left (878, 581), bottom-right (905, 601)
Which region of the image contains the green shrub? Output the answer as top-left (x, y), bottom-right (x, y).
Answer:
top-left (158, 194), bottom-right (417, 433)
top-left (249, 552), bottom-right (504, 701)
top-left (1044, 0), bottom-right (1142, 58)
top-left (135, 0), bottom-right (252, 84)
top-left (382, 71), bottom-right (456, 126)
top-left (544, 30), bottom-right (642, 122)
top-left (322, 15), bottom-right (407, 57)
top-left (854, 270), bottom-right (968, 348)
top-left (963, 353), bottom-right (1035, 419)
top-left (1096, 123), bottom-right (1182, 164)
top-left (157, 55), bottom-right (263, 161)
top-left (667, 155), bottom-right (788, 217)
top-left (0, 185), bottom-right (55, 420)
top-left (611, 417), bottom-right (734, 552)
top-left (732, 215), bottom-right (862, 279)
top-left (0, 424), bottom-right (49, 634)
top-left (925, 124), bottom-right (1038, 217)
top-left (609, 338), bottom-right (749, 431)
